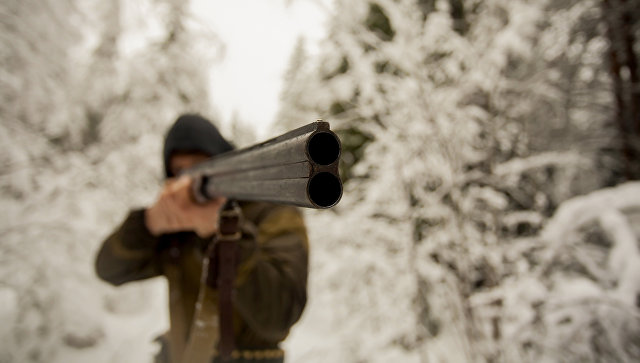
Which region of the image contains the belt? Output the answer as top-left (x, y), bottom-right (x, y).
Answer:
top-left (212, 348), bottom-right (284, 363)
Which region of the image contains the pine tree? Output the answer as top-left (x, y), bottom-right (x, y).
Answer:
top-left (0, 0), bottom-right (221, 360)
top-left (281, 0), bottom-right (639, 362)
top-left (276, 37), bottom-right (317, 132)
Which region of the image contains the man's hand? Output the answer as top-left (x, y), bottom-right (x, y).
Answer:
top-left (144, 175), bottom-right (227, 238)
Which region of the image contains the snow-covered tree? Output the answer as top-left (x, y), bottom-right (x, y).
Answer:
top-left (281, 0), bottom-right (639, 362)
top-left (0, 0), bottom-right (223, 361)
top-left (276, 37), bottom-right (317, 133)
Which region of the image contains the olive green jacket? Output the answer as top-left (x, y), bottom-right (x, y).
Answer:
top-left (95, 202), bottom-right (308, 361)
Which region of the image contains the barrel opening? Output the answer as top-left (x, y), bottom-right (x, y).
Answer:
top-left (308, 172), bottom-right (342, 208)
top-left (308, 132), bottom-right (340, 165)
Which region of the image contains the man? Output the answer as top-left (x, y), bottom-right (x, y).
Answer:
top-left (96, 114), bottom-right (309, 363)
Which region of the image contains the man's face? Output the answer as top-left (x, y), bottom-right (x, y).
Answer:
top-left (169, 152), bottom-right (210, 177)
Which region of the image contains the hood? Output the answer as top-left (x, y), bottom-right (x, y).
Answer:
top-left (163, 114), bottom-right (234, 177)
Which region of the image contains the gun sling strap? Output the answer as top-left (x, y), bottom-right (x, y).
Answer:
top-left (182, 201), bottom-right (241, 363)
top-left (217, 201), bottom-right (241, 359)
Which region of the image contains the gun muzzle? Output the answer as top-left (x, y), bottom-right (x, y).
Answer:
top-left (188, 121), bottom-right (342, 209)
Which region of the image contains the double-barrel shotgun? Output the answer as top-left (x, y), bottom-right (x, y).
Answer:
top-left (184, 120), bottom-right (342, 209)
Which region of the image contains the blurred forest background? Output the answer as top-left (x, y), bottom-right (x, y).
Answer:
top-left (1, 0), bottom-right (639, 362)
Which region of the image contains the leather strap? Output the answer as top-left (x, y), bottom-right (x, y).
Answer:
top-left (163, 240), bottom-right (189, 363)
top-left (180, 257), bottom-right (219, 363)
top-left (215, 201), bottom-right (242, 360)
top-left (180, 201), bottom-right (242, 363)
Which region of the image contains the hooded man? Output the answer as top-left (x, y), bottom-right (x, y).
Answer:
top-left (96, 114), bottom-right (309, 363)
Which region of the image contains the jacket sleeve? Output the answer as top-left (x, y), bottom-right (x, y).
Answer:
top-left (232, 204), bottom-right (309, 342)
top-left (95, 209), bottom-right (163, 286)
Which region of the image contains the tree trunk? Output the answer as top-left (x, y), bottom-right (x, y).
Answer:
top-left (602, 0), bottom-right (640, 180)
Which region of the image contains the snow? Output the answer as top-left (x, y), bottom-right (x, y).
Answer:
top-left (600, 208), bottom-right (640, 305)
top-left (2, 0), bottom-right (639, 362)
top-left (541, 182), bottom-right (640, 250)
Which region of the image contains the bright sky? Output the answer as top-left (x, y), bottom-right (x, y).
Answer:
top-left (190, 0), bottom-right (331, 139)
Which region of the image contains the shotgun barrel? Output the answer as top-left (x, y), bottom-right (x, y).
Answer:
top-left (185, 121), bottom-right (342, 209)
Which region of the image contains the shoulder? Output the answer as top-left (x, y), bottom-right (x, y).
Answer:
top-left (240, 202), bottom-right (308, 246)
top-left (240, 202), bottom-right (304, 225)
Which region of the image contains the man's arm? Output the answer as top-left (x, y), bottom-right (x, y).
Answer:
top-left (96, 176), bottom-right (226, 286)
top-left (232, 203), bottom-right (309, 342)
top-left (95, 209), bottom-right (163, 286)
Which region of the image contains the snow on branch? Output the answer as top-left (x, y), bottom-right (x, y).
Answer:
top-left (539, 182), bottom-right (640, 306)
top-left (493, 151), bottom-right (588, 178)
top-left (541, 182), bottom-right (640, 245)
top-left (599, 209), bottom-right (640, 306)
